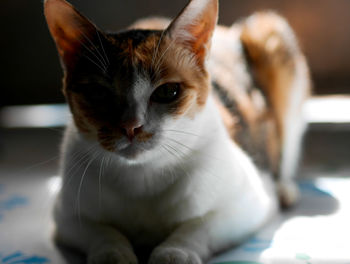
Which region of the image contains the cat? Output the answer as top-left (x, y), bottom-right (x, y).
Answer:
top-left (44, 0), bottom-right (310, 263)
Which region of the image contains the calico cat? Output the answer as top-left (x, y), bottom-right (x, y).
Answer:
top-left (44, 0), bottom-right (310, 263)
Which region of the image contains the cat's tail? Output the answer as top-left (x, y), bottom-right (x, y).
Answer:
top-left (239, 11), bottom-right (311, 207)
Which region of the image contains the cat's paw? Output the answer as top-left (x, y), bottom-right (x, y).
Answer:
top-left (148, 247), bottom-right (202, 264)
top-left (278, 180), bottom-right (300, 209)
top-left (88, 246), bottom-right (138, 264)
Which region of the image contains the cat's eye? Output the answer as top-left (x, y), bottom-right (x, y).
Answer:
top-left (72, 84), bottom-right (111, 102)
top-left (85, 87), bottom-right (110, 101)
top-left (150, 83), bottom-right (181, 104)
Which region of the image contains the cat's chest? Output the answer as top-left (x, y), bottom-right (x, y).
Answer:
top-left (97, 187), bottom-right (179, 247)
top-left (77, 165), bottom-right (186, 244)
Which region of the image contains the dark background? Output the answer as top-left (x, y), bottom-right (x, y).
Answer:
top-left (2, 0), bottom-right (350, 106)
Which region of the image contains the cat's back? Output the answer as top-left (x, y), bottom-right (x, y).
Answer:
top-left (209, 23), bottom-right (275, 172)
top-left (209, 12), bottom-right (310, 178)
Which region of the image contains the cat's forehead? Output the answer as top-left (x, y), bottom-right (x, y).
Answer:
top-left (108, 29), bottom-right (163, 69)
top-left (71, 29), bottom-right (164, 88)
top-left (111, 29), bottom-right (162, 48)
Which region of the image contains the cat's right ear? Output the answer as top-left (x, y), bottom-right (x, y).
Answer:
top-left (165, 0), bottom-right (218, 66)
top-left (44, 0), bottom-right (100, 69)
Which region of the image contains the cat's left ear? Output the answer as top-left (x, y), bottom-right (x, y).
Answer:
top-left (166, 0), bottom-right (218, 66)
top-left (44, 0), bottom-right (104, 70)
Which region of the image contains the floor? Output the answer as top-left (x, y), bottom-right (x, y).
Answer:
top-left (0, 112), bottom-right (350, 263)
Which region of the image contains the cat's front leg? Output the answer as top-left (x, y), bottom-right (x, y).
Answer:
top-left (88, 234), bottom-right (138, 264)
top-left (149, 246), bottom-right (202, 264)
top-left (149, 213), bottom-right (226, 264)
top-left (55, 215), bottom-right (137, 264)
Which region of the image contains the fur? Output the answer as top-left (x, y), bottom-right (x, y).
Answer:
top-left (44, 0), bottom-right (310, 263)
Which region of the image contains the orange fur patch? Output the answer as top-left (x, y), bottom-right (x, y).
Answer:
top-left (128, 32), bottom-right (211, 119)
top-left (136, 131), bottom-right (154, 143)
top-left (241, 12), bottom-right (299, 138)
top-left (154, 37), bottom-right (210, 117)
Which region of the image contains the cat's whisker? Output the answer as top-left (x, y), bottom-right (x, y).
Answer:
top-left (161, 144), bottom-right (178, 161)
top-left (76, 151), bottom-right (99, 227)
top-left (63, 144), bottom-right (100, 191)
top-left (165, 142), bottom-right (184, 157)
top-left (162, 129), bottom-right (201, 138)
top-left (165, 142), bottom-right (221, 181)
top-left (9, 129), bottom-right (63, 175)
top-left (151, 30), bottom-right (166, 70)
top-left (65, 143), bottom-right (99, 177)
top-left (15, 155), bottom-right (60, 175)
top-left (164, 137), bottom-right (194, 153)
top-left (165, 136), bottom-right (226, 163)
top-left (152, 37), bottom-right (177, 77)
top-left (168, 166), bottom-right (176, 186)
top-left (151, 31), bottom-right (175, 81)
top-left (162, 143), bottom-right (186, 161)
top-left (83, 54), bottom-right (108, 74)
top-left (75, 38), bottom-right (108, 73)
top-left (96, 29), bottom-right (110, 66)
top-left (151, 66), bottom-right (168, 82)
top-left (106, 153), bottom-right (113, 170)
top-left (71, 142), bottom-right (100, 160)
top-left (69, 30), bottom-right (110, 74)
top-left (162, 143), bottom-right (190, 181)
top-left (98, 155), bottom-right (106, 212)
top-left (63, 159), bottom-right (93, 199)
top-left (79, 38), bottom-right (107, 70)
top-left (78, 29), bottom-right (109, 69)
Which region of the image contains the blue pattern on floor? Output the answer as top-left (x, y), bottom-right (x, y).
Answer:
top-left (0, 252), bottom-right (49, 263)
top-left (0, 186), bottom-right (28, 222)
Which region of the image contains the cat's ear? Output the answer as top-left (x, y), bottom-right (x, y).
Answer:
top-left (44, 0), bottom-right (101, 69)
top-left (166, 0), bottom-right (218, 66)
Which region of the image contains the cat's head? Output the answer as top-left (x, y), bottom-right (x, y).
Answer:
top-left (44, 0), bottom-right (218, 164)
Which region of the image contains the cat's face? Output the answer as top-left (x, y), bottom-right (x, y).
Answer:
top-left (65, 30), bottom-right (210, 161)
top-left (45, 0), bottom-right (217, 162)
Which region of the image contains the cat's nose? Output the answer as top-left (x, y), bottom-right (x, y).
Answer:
top-left (120, 121), bottom-right (143, 141)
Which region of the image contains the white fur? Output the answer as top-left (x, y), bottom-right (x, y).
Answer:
top-left (277, 55), bottom-right (309, 206)
top-left (54, 94), bottom-right (277, 263)
top-left (281, 56), bottom-right (309, 181)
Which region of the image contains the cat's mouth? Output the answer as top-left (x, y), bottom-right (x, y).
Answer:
top-left (113, 133), bottom-right (156, 160)
top-left (115, 141), bottom-right (151, 160)
top-left (97, 127), bottom-right (156, 160)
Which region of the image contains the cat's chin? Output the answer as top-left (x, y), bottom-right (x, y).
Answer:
top-left (114, 151), bottom-right (153, 166)
top-left (113, 142), bottom-right (154, 165)
top-left (118, 146), bottom-right (144, 160)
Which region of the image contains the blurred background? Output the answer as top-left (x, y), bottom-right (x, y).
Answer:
top-left (1, 0), bottom-right (350, 182)
top-left (0, 1), bottom-right (350, 263)
top-left (1, 0), bottom-right (350, 106)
